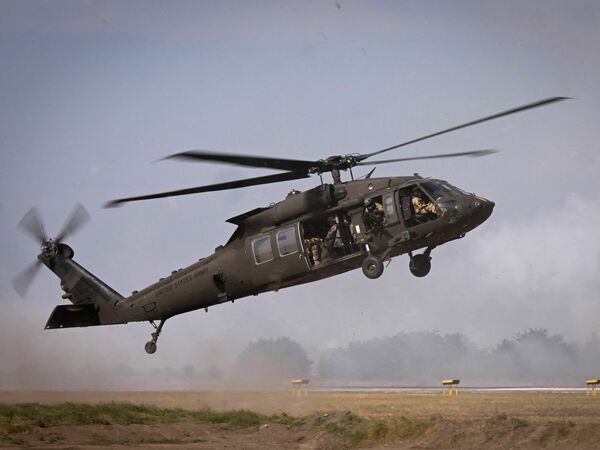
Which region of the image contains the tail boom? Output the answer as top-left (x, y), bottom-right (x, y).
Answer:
top-left (40, 244), bottom-right (125, 328)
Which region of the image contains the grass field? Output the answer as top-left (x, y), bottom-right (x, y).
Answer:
top-left (1, 390), bottom-right (600, 448)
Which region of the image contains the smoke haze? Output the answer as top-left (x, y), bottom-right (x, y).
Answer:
top-left (0, 1), bottom-right (599, 389)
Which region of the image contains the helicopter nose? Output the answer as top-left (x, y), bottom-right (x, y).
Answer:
top-left (472, 197), bottom-right (495, 222)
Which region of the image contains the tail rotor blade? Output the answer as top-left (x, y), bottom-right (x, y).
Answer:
top-left (56, 203), bottom-right (90, 242)
top-left (12, 260), bottom-right (42, 298)
top-left (18, 207), bottom-right (47, 244)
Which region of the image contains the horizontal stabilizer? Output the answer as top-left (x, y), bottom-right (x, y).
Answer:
top-left (45, 304), bottom-right (101, 329)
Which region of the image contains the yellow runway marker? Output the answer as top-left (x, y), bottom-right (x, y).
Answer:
top-left (442, 379), bottom-right (460, 397)
top-left (586, 379), bottom-right (599, 397)
top-left (291, 379), bottom-right (310, 397)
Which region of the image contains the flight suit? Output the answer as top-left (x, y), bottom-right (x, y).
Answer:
top-left (412, 196), bottom-right (436, 218)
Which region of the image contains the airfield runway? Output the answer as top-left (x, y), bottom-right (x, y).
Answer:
top-left (0, 387), bottom-right (595, 415)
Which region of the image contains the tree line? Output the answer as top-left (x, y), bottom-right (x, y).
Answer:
top-left (235, 330), bottom-right (600, 385)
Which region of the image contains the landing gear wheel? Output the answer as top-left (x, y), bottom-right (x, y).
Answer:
top-left (145, 341), bottom-right (157, 354)
top-left (144, 319), bottom-right (167, 354)
top-left (362, 256), bottom-right (384, 279)
top-left (409, 254), bottom-right (431, 277)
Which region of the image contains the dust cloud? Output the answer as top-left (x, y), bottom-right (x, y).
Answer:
top-left (1, 194), bottom-right (599, 390)
top-left (1, 1), bottom-right (599, 392)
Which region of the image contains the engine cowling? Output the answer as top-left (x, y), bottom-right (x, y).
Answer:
top-left (244, 184), bottom-right (346, 229)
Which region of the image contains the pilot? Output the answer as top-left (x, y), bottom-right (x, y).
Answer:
top-left (412, 189), bottom-right (436, 220)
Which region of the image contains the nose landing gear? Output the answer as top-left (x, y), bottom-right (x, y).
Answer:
top-left (409, 246), bottom-right (435, 277)
top-left (362, 255), bottom-right (384, 279)
top-left (145, 319), bottom-right (167, 354)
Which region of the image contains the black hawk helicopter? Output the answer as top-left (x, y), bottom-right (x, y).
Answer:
top-left (13, 97), bottom-right (566, 354)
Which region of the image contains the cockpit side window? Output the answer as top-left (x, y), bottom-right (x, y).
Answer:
top-left (383, 193), bottom-right (399, 225)
top-left (398, 184), bottom-right (439, 226)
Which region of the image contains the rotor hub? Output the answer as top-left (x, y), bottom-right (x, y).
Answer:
top-left (41, 239), bottom-right (58, 258)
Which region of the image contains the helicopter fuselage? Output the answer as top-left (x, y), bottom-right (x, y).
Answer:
top-left (109, 175), bottom-right (494, 324)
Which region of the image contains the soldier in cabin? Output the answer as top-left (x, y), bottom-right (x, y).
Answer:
top-left (305, 237), bottom-right (323, 266)
top-left (320, 216), bottom-right (339, 261)
top-left (363, 197), bottom-right (385, 231)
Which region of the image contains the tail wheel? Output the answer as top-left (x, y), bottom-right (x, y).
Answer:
top-left (362, 256), bottom-right (384, 279)
top-left (144, 319), bottom-right (167, 354)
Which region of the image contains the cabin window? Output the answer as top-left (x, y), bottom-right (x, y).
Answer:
top-left (276, 227), bottom-right (298, 256)
top-left (383, 193), bottom-right (399, 224)
top-left (252, 235), bottom-right (273, 264)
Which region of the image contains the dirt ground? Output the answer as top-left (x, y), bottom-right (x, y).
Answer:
top-left (2, 390), bottom-right (600, 449)
top-left (1, 420), bottom-right (346, 450)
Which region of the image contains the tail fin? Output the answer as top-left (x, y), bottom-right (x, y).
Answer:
top-left (45, 304), bottom-right (101, 329)
top-left (41, 243), bottom-right (125, 328)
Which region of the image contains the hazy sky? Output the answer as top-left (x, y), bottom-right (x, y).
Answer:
top-left (0, 0), bottom-right (598, 388)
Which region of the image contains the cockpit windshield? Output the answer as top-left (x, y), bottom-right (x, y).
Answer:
top-left (420, 181), bottom-right (472, 199)
top-left (446, 183), bottom-right (472, 195)
top-left (419, 181), bottom-right (453, 200)
top-left (419, 181), bottom-right (475, 219)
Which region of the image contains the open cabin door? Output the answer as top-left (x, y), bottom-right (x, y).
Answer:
top-left (301, 213), bottom-right (361, 269)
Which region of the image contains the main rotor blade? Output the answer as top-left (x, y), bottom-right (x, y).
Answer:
top-left (18, 207), bottom-right (47, 244)
top-left (12, 260), bottom-right (42, 298)
top-left (364, 97), bottom-right (569, 159)
top-left (357, 149), bottom-right (498, 166)
top-left (56, 203), bottom-right (90, 242)
top-left (104, 171), bottom-right (311, 207)
top-left (163, 150), bottom-right (318, 172)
